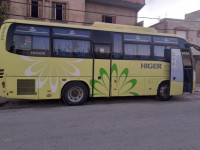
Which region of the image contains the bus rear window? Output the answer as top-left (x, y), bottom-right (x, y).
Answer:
top-left (7, 24), bottom-right (50, 57)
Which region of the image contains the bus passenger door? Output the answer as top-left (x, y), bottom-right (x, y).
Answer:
top-left (170, 49), bottom-right (184, 95)
top-left (182, 49), bottom-right (194, 93)
top-left (92, 44), bottom-right (111, 97)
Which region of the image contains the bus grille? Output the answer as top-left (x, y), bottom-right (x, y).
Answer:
top-left (17, 79), bottom-right (36, 95)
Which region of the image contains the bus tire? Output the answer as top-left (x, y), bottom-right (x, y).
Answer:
top-left (156, 82), bottom-right (171, 101)
top-left (62, 82), bottom-right (88, 106)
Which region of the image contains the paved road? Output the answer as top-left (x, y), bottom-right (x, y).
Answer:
top-left (0, 93), bottom-right (200, 150)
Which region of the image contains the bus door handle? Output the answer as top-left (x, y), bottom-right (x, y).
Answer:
top-left (98, 76), bottom-right (101, 80)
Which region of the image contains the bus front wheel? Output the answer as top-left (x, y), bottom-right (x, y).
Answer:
top-left (157, 82), bottom-right (171, 101)
top-left (62, 82), bottom-right (88, 105)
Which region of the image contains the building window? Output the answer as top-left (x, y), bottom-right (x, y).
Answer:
top-left (31, 1), bottom-right (38, 18)
top-left (102, 15), bottom-right (116, 24)
top-left (52, 2), bottom-right (66, 21)
top-left (27, 0), bottom-right (43, 18)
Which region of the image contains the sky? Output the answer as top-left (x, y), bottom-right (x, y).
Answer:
top-left (138, 0), bottom-right (200, 27)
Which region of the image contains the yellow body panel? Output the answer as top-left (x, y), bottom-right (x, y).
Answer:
top-left (170, 81), bottom-right (184, 95)
top-left (93, 59), bottom-right (110, 97)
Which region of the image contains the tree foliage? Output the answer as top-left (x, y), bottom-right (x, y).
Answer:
top-left (0, 0), bottom-right (7, 26)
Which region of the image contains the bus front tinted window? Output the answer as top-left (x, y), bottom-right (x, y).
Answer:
top-left (153, 36), bottom-right (178, 44)
top-left (53, 39), bottom-right (90, 58)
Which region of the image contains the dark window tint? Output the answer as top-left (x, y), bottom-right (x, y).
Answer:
top-left (102, 15), bottom-right (116, 24)
top-left (94, 44), bottom-right (111, 59)
top-left (56, 4), bottom-right (62, 20)
top-left (124, 34), bottom-right (151, 43)
top-left (153, 36), bottom-right (178, 44)
top-left (178, 38), bottom-right (187, 48)
top-left (53, 39), bottom-right (90, 58)
top-left (93, 31), bottom-right (112, 43)
top-left (105, 17), bottom-right (112, 23)
top-left (113, 33), bottom-right (123, 59)
top-left (14, 25), bottom-right (49, 36)
top-left (31, 1), bottom-right (38, 18)
top-left (53, 28), bottom-right (90, 38)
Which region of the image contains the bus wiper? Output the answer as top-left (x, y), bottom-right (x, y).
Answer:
top-left (185, 43), bottom-right (200, 51)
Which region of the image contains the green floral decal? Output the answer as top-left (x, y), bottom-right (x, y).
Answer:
top-left (90, 63), bottom-right (139, 96)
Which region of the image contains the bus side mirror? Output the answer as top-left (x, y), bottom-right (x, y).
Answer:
top-left (164, 49), bottom-right (171, 62)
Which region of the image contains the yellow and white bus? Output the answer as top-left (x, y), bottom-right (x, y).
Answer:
top-left (0, 19), bottom-right (195, 105)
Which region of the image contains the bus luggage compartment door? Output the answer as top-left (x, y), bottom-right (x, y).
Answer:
top-left (170, 49), bottom-right (184, 95)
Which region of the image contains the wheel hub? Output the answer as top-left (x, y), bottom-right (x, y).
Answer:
top-left (68, 87), bottom-right (84, 102)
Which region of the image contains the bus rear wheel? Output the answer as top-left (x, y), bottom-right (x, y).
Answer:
top-left (62, 82), bottom-right (88, 106)
top-left (157, 82), bottom-right (171, 101)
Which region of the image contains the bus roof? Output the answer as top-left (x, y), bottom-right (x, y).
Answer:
top-left (4, 19), bottom-right (183, 39)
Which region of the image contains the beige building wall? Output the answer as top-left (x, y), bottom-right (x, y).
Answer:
top-left (7, 0), bottom-right (144, 26)
top-left (85, 2), bottom-right (137, 25)
top-left (8, 0), bottom-right (27, 20)
top-left (8, 0), bottom-right (86, 25)
top-left (151, 11), bottom-right (200, 83)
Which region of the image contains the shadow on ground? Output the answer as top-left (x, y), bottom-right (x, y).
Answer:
top-left (0, 94), bottom-right (191, 110)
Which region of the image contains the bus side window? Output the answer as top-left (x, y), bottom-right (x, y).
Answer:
top-left (53, 39), bottom-right (91, 58)
top-left (94, 44), bottom-right (111, 59)
top-left (154, 46), bottom-right (165, 60)
top-left (113, 33), bottom-right (123, 59)
top-left (137, 44), bottom-right (151, 59)
top-left (124, 44), bottom-right (137, 59)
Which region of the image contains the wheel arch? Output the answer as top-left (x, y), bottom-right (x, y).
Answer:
top-left (61, 80), bottom-right (90, 98)
top-left (158, 80), bottom-right (170, 89)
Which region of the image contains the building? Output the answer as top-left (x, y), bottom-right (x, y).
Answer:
top-left (5, 0), bottom-right (145, 26)
top-left (151, 10), bottom-right (200, 83)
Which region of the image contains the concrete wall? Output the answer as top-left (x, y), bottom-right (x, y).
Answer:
top-left (85, 2), bottom-right (137, 25)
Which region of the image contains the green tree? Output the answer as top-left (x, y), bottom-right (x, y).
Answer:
top-left (0, 0), bottom-right (7, 26)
